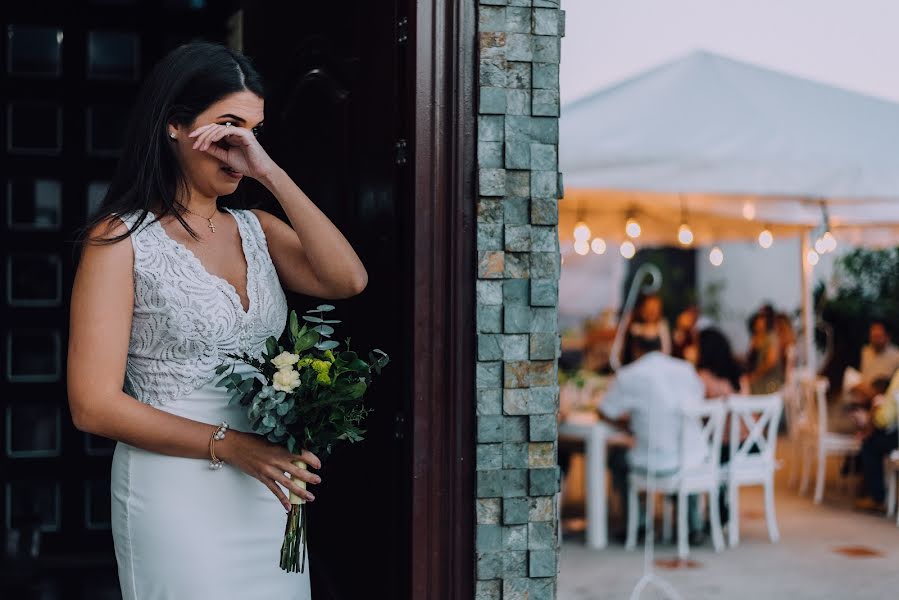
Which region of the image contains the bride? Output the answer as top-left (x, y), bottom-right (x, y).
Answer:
top-left (66, 41), bottom-right (367, 599)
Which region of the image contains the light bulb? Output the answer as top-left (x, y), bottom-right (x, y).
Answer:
top-left (573, 221), bottom-right (591, 241)
top-left (709, 246), bottom-right (724, 266)
top-left (591, 238), bottom-right (607, 255)
top-left (758, 229), bottom-right (773, 249)
top-left (574, 239), bottom-right (590, 255)
top-left (620, 240), bottom-right (636, 259)
top-left (814, 237), bottom-right (827, 254)
top-left (823, 231), bottom-right (837, 253)
top-left (742, 202), bottom-right (756, 220)
top-left (807, 250), bottom-right (819, 266)
top-left (625, 218), bottom-right (641, 239)
top-left (677, 223), bottom-right (694, 246)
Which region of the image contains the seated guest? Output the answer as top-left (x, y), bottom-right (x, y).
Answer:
top-left (855, 368), bottom-right (899, 511)
top-left (849, 320), bottom-right (899, 407)
top-left (695, 327), bottom-right (747, 398)
top-left (672, 305), bottom-right (700, 363)
top-left (746, 310), bottom-right (784, 394)
top-left (600, 335), bottom-right (708, 543)
top-left (622, 294), bottom-right (672, 364)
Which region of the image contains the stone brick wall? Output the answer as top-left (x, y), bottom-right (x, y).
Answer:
top-left (475, 2), bottom-right (564, 598)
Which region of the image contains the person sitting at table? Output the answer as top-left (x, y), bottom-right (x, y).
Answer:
top-left (848, 320), bottom-right (899, 408)
top-left (672, 305), bottom-right (700, 363)
top-left (599, 335), bottom-right (708, 544)
top-left (622, 294), bottom-right (672, 365)
top-left (853, 367), bottom-right (899, 512)
top-left (695, 327), bottom-right (748, 398)
top-left (695, 327), bottom-right (751, 527)
top-left (746, 309), bottom-right (784, 394)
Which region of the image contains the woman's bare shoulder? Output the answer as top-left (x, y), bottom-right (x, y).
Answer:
top-left (78, 213), bottom-right (136, 267)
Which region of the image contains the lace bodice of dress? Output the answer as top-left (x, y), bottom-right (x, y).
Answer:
top-left (114, 206), bottom-right (288, 406)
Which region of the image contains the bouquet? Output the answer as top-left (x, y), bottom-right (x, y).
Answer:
top-left (214, 304), bottom-right (389, 573)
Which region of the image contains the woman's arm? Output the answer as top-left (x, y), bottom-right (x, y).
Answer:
top-left (67, 216), bottom-right (321, 508)
top-left (68, 217), bottom-right (221, 455)
top-left (659, 319), bottom-right (672, 355)
top-left (254, 167), bottom-right (368, 299)
top-left (189, 123), bottom-right (368, 300)
top-left (250, 200), bottom-right (366, 300)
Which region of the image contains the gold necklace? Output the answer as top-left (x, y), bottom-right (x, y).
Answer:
top-left (184, 204), bottom-right (219, 233)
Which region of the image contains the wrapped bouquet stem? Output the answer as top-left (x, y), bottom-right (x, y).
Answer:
top-left (216, 304), bottom-right (389, 573)
top-left (281, 459), bottom-right (308, 573)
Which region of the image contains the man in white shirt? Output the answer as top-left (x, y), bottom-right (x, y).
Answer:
top-left (600, 335), bottom-right (709, 540)
top-left (851, 321), bottom-right (899, 404)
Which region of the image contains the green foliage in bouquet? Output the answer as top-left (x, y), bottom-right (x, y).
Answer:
top-left (214, 304), bottom-right (389, 459)
top-left (213, 304), bottom-right (389, 574)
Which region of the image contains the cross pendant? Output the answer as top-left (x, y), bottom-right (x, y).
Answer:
top-left (207, 219), bottom-right (216, 233)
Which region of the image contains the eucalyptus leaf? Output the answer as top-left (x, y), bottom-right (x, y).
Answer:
top-left (316, 340), bottom-right (340, 351)
top-left (295, 330), bottom-right (320, 353)
top-left (313, 325), bottom-right (335, 336)
top-left (302, 316), bottom-right (324, 323)
top-left (313, 304), bottom-right (335, 312)
top-left (289, 311), bottom-right (300, 339)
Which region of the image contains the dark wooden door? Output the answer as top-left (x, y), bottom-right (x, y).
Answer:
top-left (0, 1), bottom-right (238, 598)
top-left (241, 3), bottom-right (410, 599)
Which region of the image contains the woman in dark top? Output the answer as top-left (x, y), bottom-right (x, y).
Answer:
top-left (696, 327), bottom-right (746, 397)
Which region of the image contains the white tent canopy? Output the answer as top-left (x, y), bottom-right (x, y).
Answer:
top-left (559, 50), bottom-right (899, 244)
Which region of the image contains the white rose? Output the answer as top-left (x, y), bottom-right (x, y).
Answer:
top-left (272, 367), bottom-right (301, 392)
top-left (271, 351), bottom-right (300, 370)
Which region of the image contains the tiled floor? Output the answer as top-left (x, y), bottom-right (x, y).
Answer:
top-left (558, 441), bottom-right (899, 599)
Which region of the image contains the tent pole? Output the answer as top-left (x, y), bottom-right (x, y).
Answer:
top-left (800, 228), bottom-right (816, 375)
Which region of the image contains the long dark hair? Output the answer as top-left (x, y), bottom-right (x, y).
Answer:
top-left (72, 41), bottom-right (264, 257)
top-left (696, 327), bottom-right (743, 391)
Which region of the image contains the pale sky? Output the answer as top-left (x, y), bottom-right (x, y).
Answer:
top-left (560, 0), bottom-right (899, 105)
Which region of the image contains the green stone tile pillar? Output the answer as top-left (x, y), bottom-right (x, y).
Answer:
top-left (475, 2), bottom-right (564, 599)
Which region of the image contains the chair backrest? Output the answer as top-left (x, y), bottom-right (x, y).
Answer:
top-left (680, 401), bottom-right (726, 473)
top-left (727, 393), bottom-right (784, 468)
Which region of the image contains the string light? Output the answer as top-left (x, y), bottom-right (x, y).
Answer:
top-left (807, 250), bottom-right (820, 266)
top-left (625, 217), bottom-right (641, 239)
top-left (620, 240), bottom-right (636, 259)
top-left (573, 221), bottom-right (591, 242)
top-left (742, 202), bottom-right (756, 220)
top-left (822, 231), bottom-right (837, 253)
top-left (574, 239), bottom-right (590, 255)
top-left (709, 246), bottom-right (724, 266)
top-left (814, 236), bottom-right (828, 254)
top-left (677, 196), bottom-right (693, 246)
top-left (758, 229), bottom-right (773, 249)
top-left (677, 224), bottom-right (694, 246)
top-left (591, 238), bottom-right (607, 255)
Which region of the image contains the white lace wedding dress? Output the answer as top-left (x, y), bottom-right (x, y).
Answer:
top-left (109, 206), bottom-right (311, 599)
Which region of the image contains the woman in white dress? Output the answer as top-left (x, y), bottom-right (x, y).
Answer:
top-left (66, 42), bottom-right (368, 599)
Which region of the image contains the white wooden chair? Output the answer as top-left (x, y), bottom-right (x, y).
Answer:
top-left (884, 391), bottom-right (899, 526)
top-left (722, 393), bottom-right (783, 546)
top-left (798, 376), bottom-right (861, 504)
top-left (626, 402), bottom-right (726, 558)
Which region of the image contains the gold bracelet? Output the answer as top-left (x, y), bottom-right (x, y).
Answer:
top-left (208, 421), bottom-right (229, 469)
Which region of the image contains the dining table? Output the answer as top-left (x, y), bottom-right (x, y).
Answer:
top-left (558, 410), bottom-right (632, 549)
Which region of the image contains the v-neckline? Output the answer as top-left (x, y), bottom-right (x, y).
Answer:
top-left (149, 206), bottom-right (253, 316)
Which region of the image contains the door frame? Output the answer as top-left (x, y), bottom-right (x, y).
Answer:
top-left (408, 1), bottom-right (477, 598)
